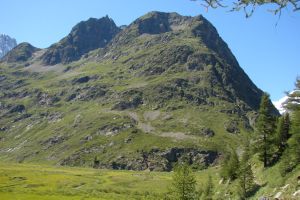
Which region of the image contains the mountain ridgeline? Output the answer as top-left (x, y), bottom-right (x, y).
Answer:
top-left (41, 16), bottom-right (120, 65)
top-left (0, 34), bottom-right (17, 59)
top-left (0, 12), bottom-right (277, 171)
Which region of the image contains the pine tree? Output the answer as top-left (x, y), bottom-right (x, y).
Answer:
top-left (276, 113), bottom-right (290, 156)
top-left (168, 163), bottom-right (198, 200)
top-left (255, 93), bottom-right (277, 167)
top-left (221, 149), bottom-right (239, 181)
top-left (286, 79), bottom-right (300, 166)
top-left (238, 146), bottom-right (255, 199)
top-left (279, 78), bottom-right (300, 176)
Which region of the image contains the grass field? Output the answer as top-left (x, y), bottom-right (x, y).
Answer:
top-left (1, 162), bottom-right (300, 199)
top-left (0, 162), bottom-right (173, 200)
top-left (0, 163), bottom-right (217, 200)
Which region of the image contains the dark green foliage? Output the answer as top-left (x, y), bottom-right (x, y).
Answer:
top-left (202, 175), bottom-right (213, 200)
top-left (276, 113), bottom-right (290, 156)
top-left (237, 146), bottom-right (255, 199)
top-left (279, 78), bottom-right (300, 176)
top-left (167, 163), bottom-right (198, 200)
top-left (255, 93), bottom-right (277, 167)
top-left (221, 149), bottom-right (239, 181)
top-left (93, 156), bottom-right (100, 168)
top-left (279, 151), bottom-right (295, 176)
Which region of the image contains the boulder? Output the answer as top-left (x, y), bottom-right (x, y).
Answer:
top-left (9, 104), bottom-right (25, 113)
top-left (72, 76), bottom-right (90, 84)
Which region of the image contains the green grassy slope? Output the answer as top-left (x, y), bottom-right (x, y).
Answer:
top-left (0, 162), bottom-right (299, 200)
top-left (0, 12), bottom-right (269, 171)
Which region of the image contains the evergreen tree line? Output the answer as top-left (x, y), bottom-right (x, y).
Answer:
top-left (255, 78), bottom-right (300, 175)
top-left (165, 78), bottom-right (300, 200)
top-left (220, 78), bottom-right (300, 198)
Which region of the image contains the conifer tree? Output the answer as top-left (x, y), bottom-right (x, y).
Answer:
top-left (168, 163), bottom-right (198, 200)
top-left (255, 93), bottom-right (277, 167)
top-left (286, 79), bottom-right (300, 165)
top-left (276, 113), bottom-right (290, 156)
top-left (238, 146), bottom-right (255, 199)
top-left (279, 78), bottom-right (300, 175)
top-left (221, 149), bottom-right (239, 181)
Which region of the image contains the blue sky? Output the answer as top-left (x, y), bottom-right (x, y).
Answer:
top-left (0, 0), bottom-right (299, 101)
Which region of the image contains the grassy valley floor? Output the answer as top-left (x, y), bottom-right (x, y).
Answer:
top-left (0, 162), bottom-right (300, 199)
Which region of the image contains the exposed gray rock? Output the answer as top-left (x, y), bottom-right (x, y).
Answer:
top-left (0, 34), bottom-right (17, 59)
top-left (41, 16), bottom-right (121, 65)
top-left (72, 76), bottom-right (90, 84)
top-left (47, 112), bottom-right (63, 123)
top-left (1, 42), bottom-right (39, 63)
top-left (9, 104), bottom-right (25, 113)
top-left (224, 120), bottom-right (240, 134)
top-left (61, 147), bottom-right (220, 171)
top-left (112, 91), bottom-right (143, 110)
top-left (42, 136), bottom-right (66, 149)
top-left (37, 93), bottom-right (60, 106)
top-left (200, 128), bottom-right (215, 137)
top-left (107, 147), bottom-right (219, 171)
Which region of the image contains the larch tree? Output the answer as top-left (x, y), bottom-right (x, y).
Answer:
top-left (221, 149), bottom-right (239, 181)
top-left (276, 113), bottom-right (290, 156)
top-left (255, 93), bottom-right (277, 167)
top-left (284, 78), bottom-right (300, 170)
top-left (238, 146), bottom-right (255, 199)
top-left (168, 163), bottom-right (198, 200)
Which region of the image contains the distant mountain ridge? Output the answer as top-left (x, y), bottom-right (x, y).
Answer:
top-left (0, 12), bottom-right (278, 172)
top-left (273, 91), bottom-right (299, 114)
top-left (0, 34), bottom-right (17, 58)
top-left (1, 42), bottom-right (39, 63)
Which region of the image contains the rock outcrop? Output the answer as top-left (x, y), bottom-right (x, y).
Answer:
top-left (1, 42), bottom-right (39, 63)
top-left (41, 16), bottom-right (120, 65)
top-left (0, 34), bottom-right (17, 59)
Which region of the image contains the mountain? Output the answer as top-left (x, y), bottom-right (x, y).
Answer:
top-left (273, 95), bottom-right (289, 114)
top-left (1, 42), bottom-right (39, 63)
top-left (0, 34), bottom-right (17, 59)
top-left (273, 91), bottom-right (299, 114)
top-left (41, 16), bottom-right (120, 65)
top-left (0, 12), bottom-right (278, 171)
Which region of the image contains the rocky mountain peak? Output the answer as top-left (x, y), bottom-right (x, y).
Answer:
top-left (1, 42), bottom-right (39, 63)
top-left (133, 11), bottom-right (190, 34)
top-left (41, 16), bottom-right (120, 65)
top-left (0, 34), bottom-right (17, 59)
top-left (0, 12), bottom-right (279, 173)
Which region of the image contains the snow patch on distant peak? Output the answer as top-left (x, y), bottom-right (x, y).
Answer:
top-left (273, 96), bottom-right (289, 114)
top-left (272, 91), bottom-right (299, 114)
top-left (0, 34), bottom-right (17, 58)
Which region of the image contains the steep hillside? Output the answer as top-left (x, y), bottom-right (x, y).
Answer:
top-left (0, 12), bottom-right (277, 171)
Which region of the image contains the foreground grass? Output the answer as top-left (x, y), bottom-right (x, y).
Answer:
top-left (1, 162), bottom-right (299, 200)
top-left (0, 163), bottom-right (175, 200)
top-left (0, 162), bottom-right (220, 200)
